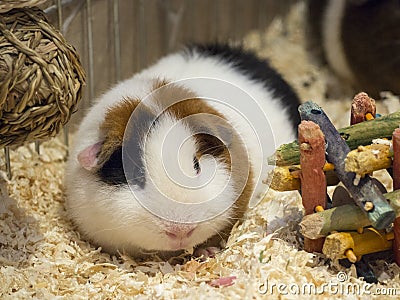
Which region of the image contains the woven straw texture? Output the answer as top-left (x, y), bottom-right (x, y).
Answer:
top-left (0, 7), bottom-right (85, 148)
top-left (0, 0), bottom-right (49, 13)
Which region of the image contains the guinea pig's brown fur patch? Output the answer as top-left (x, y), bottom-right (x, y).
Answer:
top-left (101, 99), bottom-right (140, 143)
top-left (97, 78), bottom-right (169, 165)
top-left (98, 98), bottom-right (140, 165)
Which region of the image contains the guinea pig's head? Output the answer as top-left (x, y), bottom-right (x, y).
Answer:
top-left (77, 81), bottom-right (252, 252)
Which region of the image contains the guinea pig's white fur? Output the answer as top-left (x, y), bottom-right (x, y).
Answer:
top-left (65, 45), bottom-right (299, 256)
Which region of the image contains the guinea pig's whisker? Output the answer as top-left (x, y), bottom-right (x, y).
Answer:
top-left (202, 144), bottom-right (226, 153)
top-left (122, 175), bottom-right (146, 184)
top-left (208, 226), bottom-right (227, 240)
top-left (224, 218), bottom-right (236, 227)
top-left (92, 224), bottom-right (130, 234)
top-left (205, 221), bottom-right (229, 237)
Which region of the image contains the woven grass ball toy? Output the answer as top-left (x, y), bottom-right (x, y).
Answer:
top-left (0, 6), bottom-right (85, 148)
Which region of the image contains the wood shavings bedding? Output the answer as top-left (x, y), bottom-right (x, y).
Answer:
top-left (1, 2), bottom-right (400, 299)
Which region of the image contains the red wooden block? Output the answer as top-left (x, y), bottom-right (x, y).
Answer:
top-left (298, 121), bottom-right (327, 253)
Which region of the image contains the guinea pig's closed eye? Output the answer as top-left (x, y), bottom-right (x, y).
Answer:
top-left (193, 156), bottom-right (201, 175)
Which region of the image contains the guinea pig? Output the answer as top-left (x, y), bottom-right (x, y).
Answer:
top-left (306, 0), bottom-right (400, 98)
top-left (65, 43), bottom-right (301, 258)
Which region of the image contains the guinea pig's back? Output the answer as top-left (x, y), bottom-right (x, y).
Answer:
top-left (185, 44), bottom-right (300, 129)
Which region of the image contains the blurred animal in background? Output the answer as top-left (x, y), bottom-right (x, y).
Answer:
top-left (306, 0), bottom-right (400, 98)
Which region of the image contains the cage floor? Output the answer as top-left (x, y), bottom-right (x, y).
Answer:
top-left (1, 3), bottom-right (400, 299)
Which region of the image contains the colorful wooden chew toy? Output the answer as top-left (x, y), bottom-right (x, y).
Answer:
top-left (269, 92), bottom-right (400, 267)
top-left (298, 101), bottom-right (395, 230)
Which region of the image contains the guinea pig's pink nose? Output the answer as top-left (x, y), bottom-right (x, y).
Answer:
top-left (164, 224), bottom-right (196, 240)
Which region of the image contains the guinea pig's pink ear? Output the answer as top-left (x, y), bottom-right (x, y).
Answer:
top-left (77, 142), bottom-right (103, 171)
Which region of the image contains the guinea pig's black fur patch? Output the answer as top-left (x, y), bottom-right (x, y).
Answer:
top-left (97, 147), bottom-right (127, 186)
top-left (98, 145), bottom-right (147, 188)
top-left (97, 103), bottom-right (158, 188)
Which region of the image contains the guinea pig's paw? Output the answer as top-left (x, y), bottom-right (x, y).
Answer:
top-left (193, 246), bottom-right (220, 260)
